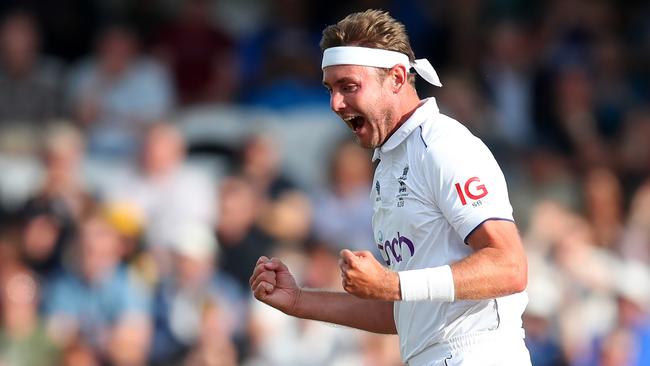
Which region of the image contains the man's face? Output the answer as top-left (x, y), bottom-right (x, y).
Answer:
top-left (323, 65), bottom-right (395, 149)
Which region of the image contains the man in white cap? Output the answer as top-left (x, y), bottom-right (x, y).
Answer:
top-left (250, 9), bottom-right (531, 366)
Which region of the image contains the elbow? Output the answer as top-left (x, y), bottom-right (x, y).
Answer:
top-left (511, 268), bottom-right (527, 294)
top-left (508, 256), bottom-right (528, 294)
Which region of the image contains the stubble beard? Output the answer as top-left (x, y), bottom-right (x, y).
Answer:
top-left (354, 106), bottom-right (393, 150)
top-left (370, 108), bottom-right (393, 149)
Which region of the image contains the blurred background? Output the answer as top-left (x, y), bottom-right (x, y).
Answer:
top-left (0, 0), bottom-right (648, 365)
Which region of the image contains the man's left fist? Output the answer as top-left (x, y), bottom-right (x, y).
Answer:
top-left (338, 249), bottom-right (401, 301)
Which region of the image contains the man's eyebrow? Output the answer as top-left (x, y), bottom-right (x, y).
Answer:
top-left (322, 77), bottom-right (356, 88)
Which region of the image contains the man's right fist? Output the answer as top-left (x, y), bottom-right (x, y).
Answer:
top-left (249, 256), bottom-right (301, 315)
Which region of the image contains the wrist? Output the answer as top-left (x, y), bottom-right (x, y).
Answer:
top-left (398, 265), bottom-right (455, 302)
top-left (385, 270), bottom-right (402, 301)
top-left (287, 287), bottom-right (303, 316)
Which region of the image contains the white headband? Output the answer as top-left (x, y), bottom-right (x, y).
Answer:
top-left (321, 46), bottom-right (442, 87)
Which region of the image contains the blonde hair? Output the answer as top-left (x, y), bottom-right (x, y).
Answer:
top-left (320, 9), bottom-right (416, 84)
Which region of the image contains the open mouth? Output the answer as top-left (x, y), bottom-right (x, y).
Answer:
top-left (344, 115), bottom-right (365, 132)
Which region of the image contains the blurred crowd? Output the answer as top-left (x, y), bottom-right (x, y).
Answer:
top-left (0, 0), bottom-right (649, 365)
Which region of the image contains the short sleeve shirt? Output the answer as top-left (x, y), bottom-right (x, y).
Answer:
top-left (370, 98), bottom-right (528, 362)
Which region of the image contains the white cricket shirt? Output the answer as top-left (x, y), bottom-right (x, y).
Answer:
top-left (370, 98), bottom-right (528, 362)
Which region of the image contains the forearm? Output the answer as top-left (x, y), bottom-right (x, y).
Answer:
top-left (291, 289), bottom-right (397, 334)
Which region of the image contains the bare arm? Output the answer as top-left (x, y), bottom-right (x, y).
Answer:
top-left (451, 219), bottom-right (528, 299)
top-left (293, 289), bottom-right (396, 334)
top-left (250, 256), bottom-right (397, 334)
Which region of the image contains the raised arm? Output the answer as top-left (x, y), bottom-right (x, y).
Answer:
top-left (250, 256), bottom-right (396, 334)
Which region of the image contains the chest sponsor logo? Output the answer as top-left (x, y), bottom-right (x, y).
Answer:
top-left (376, 231), bottom-right (414, 265)
top-left (454, 176), bottom-right (488, 206)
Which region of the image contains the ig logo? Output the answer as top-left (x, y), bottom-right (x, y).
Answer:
top-left (454, 177), bottom-right (488, 206)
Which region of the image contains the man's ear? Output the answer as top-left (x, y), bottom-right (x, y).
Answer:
top-left (389, 64), bottom-right (408, 93)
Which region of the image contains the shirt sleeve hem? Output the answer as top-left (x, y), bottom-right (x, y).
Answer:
top-left (462, 217), bottom-right (515, 245)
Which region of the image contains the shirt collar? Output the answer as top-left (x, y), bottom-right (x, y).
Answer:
top-left (372, 97), bottom-right (439, 161)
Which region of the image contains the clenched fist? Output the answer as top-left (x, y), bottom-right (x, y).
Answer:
top-left (338, 249), bottom-right (401, 301)
top-left (249, 256), bottom-right (301, 315)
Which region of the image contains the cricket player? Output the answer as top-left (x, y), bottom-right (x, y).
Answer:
top-left (250, 9), bottom-right (532, 366)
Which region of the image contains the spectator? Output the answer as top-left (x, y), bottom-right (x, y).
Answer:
top-left (238, 134), bottom-right (296, 201)
top-left (552, 66), bottom-right (608, 169)
top-left (582, 168), bottom-right (624, 249)
top-left (0, 10), bottom-right (64, 149)
top-left (233, 134), bottom-right (311, 248)
top-left (592, 35), bottom-right (636, 139)
top-left (0, 263), bottom-right (59, 366)
top-left (67, 24), bottom-right (174, 158)
top-left (18, 123), bottom-right (91, 279)
top-left (311, 139), bottom-right (374, 252)
top-left (257, 190), bottom-right (313, 247)
top-left (216, 176), bottom-right (274, 290)
top-left (150, 223), bottom-right (245, 365)
top-left (181, 301), bottom-right (238, 366)
top-left (43, 212), bottom-right (152, 365)
top-left (482, 20), bottom-right (537, 150)
top-left (103, 122), bottom-right (216, 276)
top-left (29, 123), bottom-right (91, 220)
